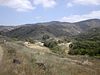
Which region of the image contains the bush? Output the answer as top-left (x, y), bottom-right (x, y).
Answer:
top-left (69, 41), bottom-right (100, 56)
top-left (26, 38), bottom-right (35, 44)
top-left (44, 40), bottom-right (66, 56)
top-left (44, 40), bottom-right (57, 48)
top-left (42, 34), bottom-right (50, 40)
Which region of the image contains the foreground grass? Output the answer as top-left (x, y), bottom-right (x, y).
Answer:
top-left (0, 41), bottom-right (99, 75)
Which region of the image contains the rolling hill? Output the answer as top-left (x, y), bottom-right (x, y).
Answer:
top-left (1, 19), bottom-right (100, 40)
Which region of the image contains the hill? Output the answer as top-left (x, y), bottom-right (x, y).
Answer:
top-left (0, 38), bottom-right (99, 75)
top-left (2, 19), bottom-right (100, 40)
top-left (0, 26), bottom-right (15, 32)
top-left (75, 19), bottom-right (100, 31)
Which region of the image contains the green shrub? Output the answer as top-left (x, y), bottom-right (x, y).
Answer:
top-left (42, 34), bottom-right (50, 40)
top-left (26, 38), bottom-right (35, 44)
top-left (44, 40), bottom-right (57, 48)
top-left (69, 41), bottom-right (100, 56)
top-left (44, 40), bottom-right (66, 56)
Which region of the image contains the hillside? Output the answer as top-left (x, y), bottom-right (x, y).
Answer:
top-left (75, 27), bottom-right (100, 41)
top-left (0, 26), bottom-right (15, 32)
top-left (2, 22), bottom-right (80, 40)
top-left (0, 37), bottom-right (100, 75)
top-left (69, 27), bottom-right (100, 56)
top-left (75, 19), bottom-right (100, 31)
top-left (2, 19), bottom-right (100, 40)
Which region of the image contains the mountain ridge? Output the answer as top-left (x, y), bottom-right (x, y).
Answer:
top-left (0, 19), bottom-right (100, 40)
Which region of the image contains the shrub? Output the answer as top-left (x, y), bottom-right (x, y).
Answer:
top-left (42, 34), bottom-right (50, 40)
top-left (44, 40), bottom-right (57, 48)
top-left (69, 41), bottom-right (100, 56)
top-left (44, 40), bottom-right (66, 56)
top-left (26, 38), bottom-right (35, 44)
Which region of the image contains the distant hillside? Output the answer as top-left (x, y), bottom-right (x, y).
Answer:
top-left (75, 27), bottom-right (100, 41)
top-left (75, 19), bottom-right (100, 32)
top-left (2, 22), bottom-right (80, 40)
top-left (0, 26), bottom-right (15, 32)
top-left (1, 19), bottom-right (100, 40)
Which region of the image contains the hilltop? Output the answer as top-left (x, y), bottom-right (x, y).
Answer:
top-left (1, 19), bottom-right (100, 40)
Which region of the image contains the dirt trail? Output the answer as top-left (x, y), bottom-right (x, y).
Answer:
top-left (24, 42), bottom-right (51, 54)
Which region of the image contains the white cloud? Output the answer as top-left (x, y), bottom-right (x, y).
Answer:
top-left (67, 0), bottom-right (100, 7)
top-left (74, 0), bottom-right (100, 5)
top-left (60, 10), bottom-right (100, 22)
top-left (34, 0), bottom-right (56, 8)
top-left (0, 0), bottom-right (56, 11)
top-left (67, 3), bottom-right (73, 7)
top-left (0, 0), bottom-right (34, 11)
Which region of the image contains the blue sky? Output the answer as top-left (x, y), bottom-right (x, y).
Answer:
top-left (0, 0), bottom-right (100, 25)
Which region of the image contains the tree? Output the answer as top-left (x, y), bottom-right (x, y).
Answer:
top-left (42, 34), bottom-right (50, 40)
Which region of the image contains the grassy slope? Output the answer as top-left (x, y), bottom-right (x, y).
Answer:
top-left (0, 41), bottom-right (100, 75)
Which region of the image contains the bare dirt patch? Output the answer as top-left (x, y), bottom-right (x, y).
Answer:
top-left (24, 42), bottom-right (51, 54)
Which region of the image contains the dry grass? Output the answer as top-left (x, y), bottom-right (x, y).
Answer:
top-left (0, 41), bottom-right (99, 75)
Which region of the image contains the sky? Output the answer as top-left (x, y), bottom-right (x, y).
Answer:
top-left (0, 0), bottom-right (100, 25)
